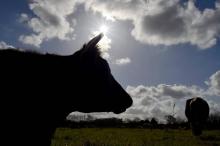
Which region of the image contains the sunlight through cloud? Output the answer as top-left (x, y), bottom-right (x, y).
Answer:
top-left (99, 25), bottom-right (109, 35)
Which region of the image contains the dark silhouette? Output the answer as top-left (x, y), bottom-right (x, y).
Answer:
top-left (1, 33), bottom-right (132, 146)
top-left (185, 97), bottom-right (209, 136)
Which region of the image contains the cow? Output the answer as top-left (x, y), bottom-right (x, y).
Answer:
top-left (185, 97), bottom-right (209, 136)
top-left (1, 33), bottom-right (133, 146)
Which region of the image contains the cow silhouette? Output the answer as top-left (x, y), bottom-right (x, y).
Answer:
top-left (185, 97), bottom-right (209, 136)
top-left (1, 33), bottom-right (133, 146)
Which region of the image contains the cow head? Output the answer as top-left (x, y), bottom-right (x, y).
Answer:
top-left (70, 33), bottom-right (133, 114)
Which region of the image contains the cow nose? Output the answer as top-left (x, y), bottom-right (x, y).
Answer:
top-left (110, 77), bottom-right (133, 114)
top-left (113, 92), bottom-right (133, 114)
top-left (125, 93), bottom-right (133, 108)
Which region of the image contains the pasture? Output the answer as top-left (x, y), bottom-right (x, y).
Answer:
top-left (51, 128), bottom-right (220, 146)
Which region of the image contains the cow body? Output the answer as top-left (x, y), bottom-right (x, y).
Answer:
top-left (185, 97), bottom-right (209, 136)
top-left (1, 34), bottom-right (132, 146)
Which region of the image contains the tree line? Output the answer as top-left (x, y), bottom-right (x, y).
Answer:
top-left (63, 113), bottom-right (220, 130)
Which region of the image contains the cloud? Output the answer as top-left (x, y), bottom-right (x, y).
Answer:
top-left (20, 0), bottom-right (220, 49)
top-left (83, 0), bottom-right (220, 49)
top-left (206, 70), bottom-right (220, 96)
top-left (83, 0), bottom-right (146, 21)
top-left (123, 70), bottom-right (220, 122)
top-left (207, 100), bottom-right (220, 114)
top-left (19, 0), bottom-right (79, 47)
top-left (0, 41), bottom-right (15, 49)
top-left (115, 57), bottom-right (131, 65)
top-left (126, 84), bottom-right (205, 100)
top-left (19, 13), bottom-right (30, 23)
top-left (125, 84), bottom-right (204, 122)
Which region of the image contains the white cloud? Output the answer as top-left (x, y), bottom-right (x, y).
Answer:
top-left (83, 0), bottom-right (220, 49)
top-left (20, 0), bottom-right (220, 49)
top-left (0, 41), bottom-right (15, 49)
top-left (124, 84), bottom-right (204, 122)
top-left (19, 13), bottom-right (30, 23)
top-left (19, 0), bottom-right (79, 47)
top-left (207, 100), bottom-right (220, 114)
top-left (206, 70), bottom-right (220, 96)
top-left (83, 0), bottom-right (146, 21)
top-left (126, 84), bottom-right (205, 100)
top-left (115, 57), bottom-right (131, 65)
top-left (122, 70), bottom-right (220, 122)
top-left (19, 34), bottom-right (42, 47)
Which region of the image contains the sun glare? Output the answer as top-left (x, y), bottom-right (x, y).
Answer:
top-left (99, 25), bottom-right (109, 34)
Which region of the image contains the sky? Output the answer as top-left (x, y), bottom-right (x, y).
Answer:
top-left (1, 0), bottom-right (220, 122)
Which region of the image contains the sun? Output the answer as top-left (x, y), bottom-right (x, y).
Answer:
top-left (99, 25), bottom-right (109, 34)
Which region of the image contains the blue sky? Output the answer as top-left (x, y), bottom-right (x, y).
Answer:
top-left (0, 0), bottom-right (220, 121)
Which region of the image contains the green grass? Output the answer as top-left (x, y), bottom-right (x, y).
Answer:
top-left (51, 128), bottom-right (220, 146)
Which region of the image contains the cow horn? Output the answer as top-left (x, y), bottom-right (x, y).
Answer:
top-left (86, 33), bottom-right (103, 49)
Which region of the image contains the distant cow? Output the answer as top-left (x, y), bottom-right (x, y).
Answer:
top-left (185, 97), bottom-right (209, 136)
top-left (1, 33), bottom-right (132, 146)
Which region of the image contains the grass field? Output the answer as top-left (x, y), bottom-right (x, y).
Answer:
top-left (51, 128), bottom-right (220, 146)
